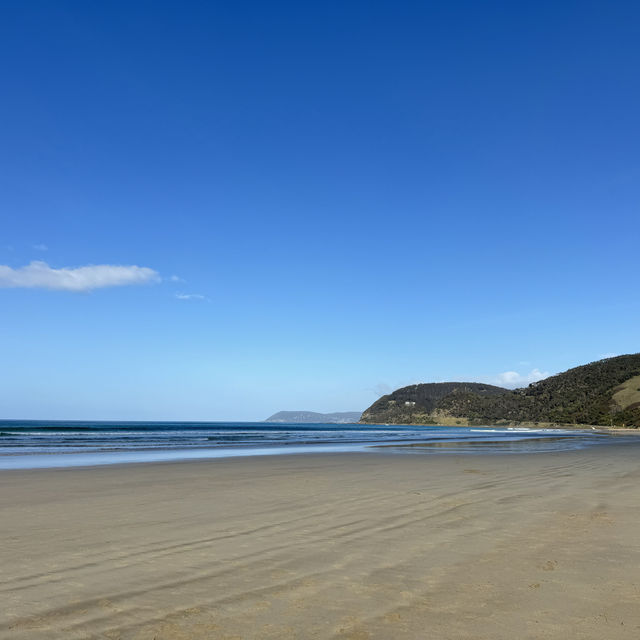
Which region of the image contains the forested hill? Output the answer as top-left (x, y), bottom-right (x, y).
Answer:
top-left (360, 382), bottom-right (509, 424)
top-left (360, 354), bottom-right (640, 428)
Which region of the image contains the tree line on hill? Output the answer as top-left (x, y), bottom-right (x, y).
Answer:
top-left (361, 354), bottom-right (640, 428)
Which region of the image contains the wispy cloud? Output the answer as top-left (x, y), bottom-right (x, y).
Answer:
top-left (169, 275), bottom-right (184, 282)
top-left (175, 292), bottom-right (208, 301)
top-left (485, 368), bottom-right (550, 388)
top-left (32, 243), bottom-right (48, 251)
top-left (369, 369), bottom-right (552, 397)
top-left (0, 261), bottom-right (160, 292)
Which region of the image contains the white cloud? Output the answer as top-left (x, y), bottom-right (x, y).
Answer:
top-left (169, 275), bottom-right (184, 282)
top-left (0, 261), bottom-right (160, 292)
top-left (492, 368), bottom-right (550, 388)
top-left (32, 243), bottom-right (48, 251)
top-left (175, 292), bottom-right (208, 301)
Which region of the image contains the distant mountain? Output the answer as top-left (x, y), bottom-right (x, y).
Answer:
top-left (360, 354), bottom-right (640, 428)
top-left (265, 411), bottom-right (362, 424)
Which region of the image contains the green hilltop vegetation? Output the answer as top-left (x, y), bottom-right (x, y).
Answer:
top-left (360, 354), bottom-right (640, 428)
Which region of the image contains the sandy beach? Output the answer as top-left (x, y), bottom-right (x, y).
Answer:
top-left (2, 445), bottom-right (640, 639)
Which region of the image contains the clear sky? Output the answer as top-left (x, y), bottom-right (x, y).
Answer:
top-left (1, 1), bottom-right (639, 420)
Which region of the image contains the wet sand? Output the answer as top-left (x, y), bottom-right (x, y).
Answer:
top-left (2, 445), bottom-right (640, 639)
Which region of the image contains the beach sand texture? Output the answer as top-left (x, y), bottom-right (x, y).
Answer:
top-left (1, 446), bottom-right (640, 639)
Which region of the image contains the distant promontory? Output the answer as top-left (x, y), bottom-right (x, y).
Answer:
top-left (265, 411), bottom-right (362, 424)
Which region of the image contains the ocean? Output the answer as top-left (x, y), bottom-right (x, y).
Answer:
top-left (0, 420), bottom-right (622, 469)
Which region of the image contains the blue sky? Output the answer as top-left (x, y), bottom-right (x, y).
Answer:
top-left (1, 1), bottom-right (639, 420)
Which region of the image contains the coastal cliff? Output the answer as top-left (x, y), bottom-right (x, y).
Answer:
top-left (361, 354), bottom-right (640, 428)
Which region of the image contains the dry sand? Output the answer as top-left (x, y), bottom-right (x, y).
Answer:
top-left (2, 446), bottom-right (640, 639)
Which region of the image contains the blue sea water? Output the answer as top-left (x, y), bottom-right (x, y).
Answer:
top-left (0, 420), bottom-right (619, 469)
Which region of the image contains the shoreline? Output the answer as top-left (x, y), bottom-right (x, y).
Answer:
top-left (361, 420), bottom-right (640, 432)
top-left (1, 422), bottom-right (638, 471)
top-left (0, 424), bottom-right (634, 472)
